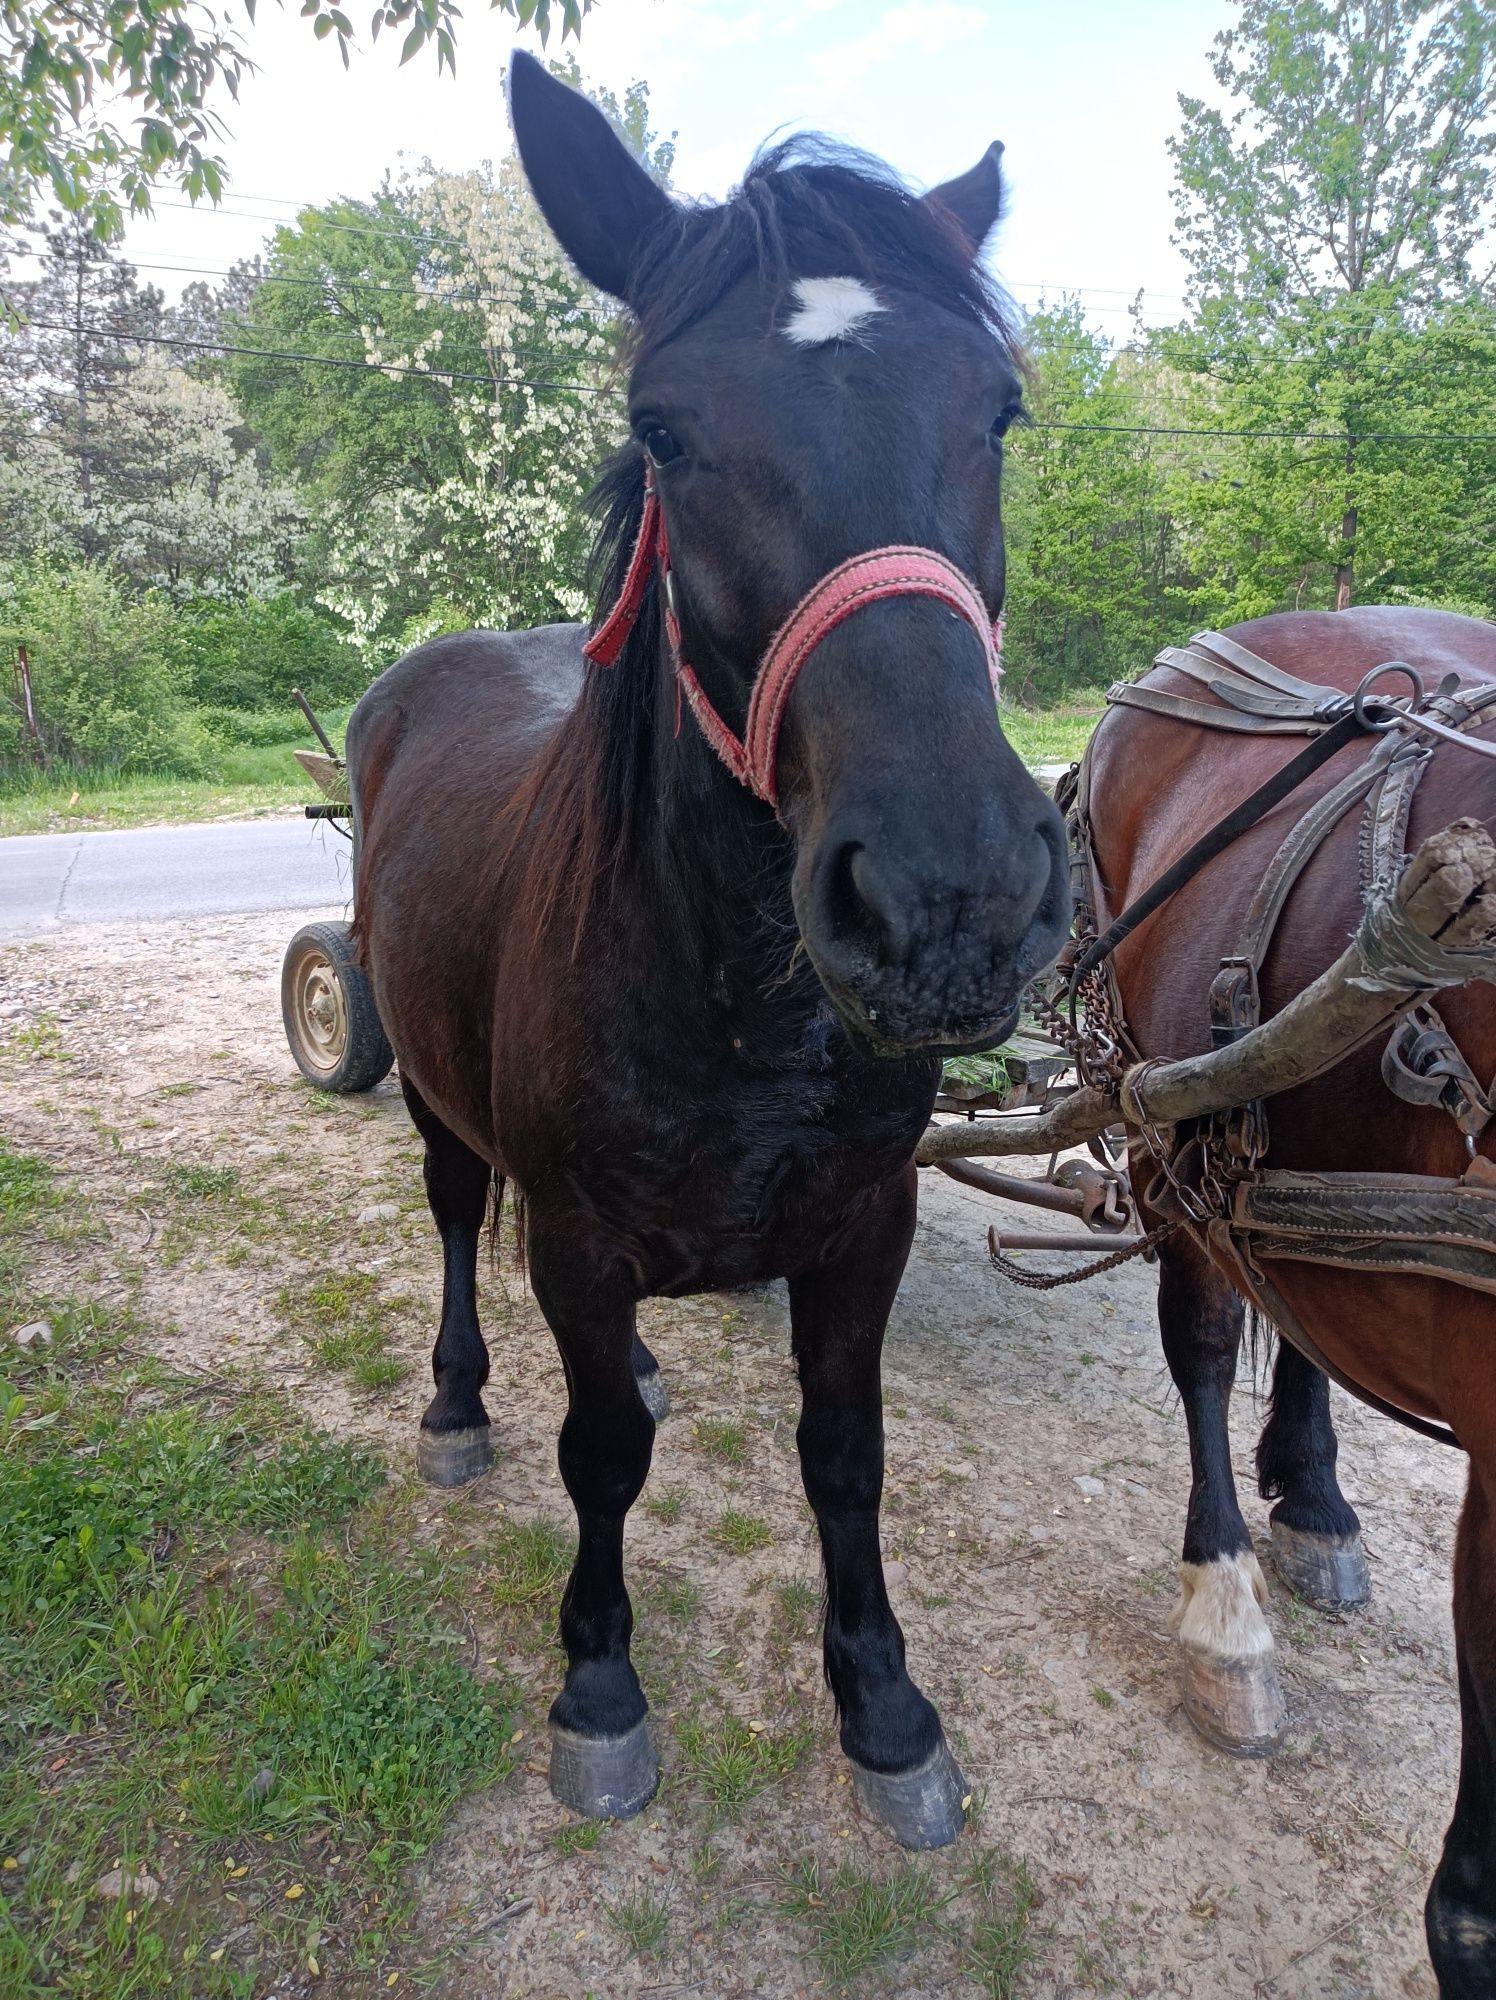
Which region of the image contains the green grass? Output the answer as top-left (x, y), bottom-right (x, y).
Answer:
top-left (488, 1515), bottom-right (573, 1613)
top-left (0, 1143), bottom-right (55, 1223)
top-left (0, 740), bottom-right (317, 836)
top-left (779, 1848), bottom-right (1041, 1996)
top-left (711, 1508), bottom-right (774, 1556)
top-left (644, 1486), bottom-right (684, 1525)
top-left (276, 1270), bottom-right (412, 1394)
top-left (1000, 700), bottom-right (1104, 768)
top-left (161, 1162), bottom-right (240, 1202)
top-left (676, 1709), bottom-right (813, 1815)
top-left (693, 1416), bottom-right (750, 1466)
top-left (0, 1278), bottom-right (520, 1996)
top-left (553, 1818), bottom-right (603, 1856)
top-left (603, 1885), bottom-right (671, 1959)
top-left (782, 1858), bottom-right (950, 1988)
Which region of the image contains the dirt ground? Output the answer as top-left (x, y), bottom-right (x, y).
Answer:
top-left (0, 903), bottom-right (1469, 1999)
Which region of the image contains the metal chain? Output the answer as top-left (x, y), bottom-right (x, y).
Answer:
top-left (986, 1220), bottom-right (1180, 1291)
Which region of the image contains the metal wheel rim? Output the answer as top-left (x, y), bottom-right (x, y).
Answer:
top-left (292, 949), bottom-right (348, 1075)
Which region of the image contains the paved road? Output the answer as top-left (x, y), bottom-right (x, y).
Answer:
top-left (0, 818), bottom-right (352, 943)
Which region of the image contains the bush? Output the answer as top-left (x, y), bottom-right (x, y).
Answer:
top-left (166, 594), bottom-right (366, 711)
top-left (196, 705), bottom-right (304, 749)
top-left (0, 562), bottom-right (204, 777)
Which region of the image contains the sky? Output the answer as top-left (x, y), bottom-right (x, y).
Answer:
top-left (114, 0), bottom-right (1239, 337)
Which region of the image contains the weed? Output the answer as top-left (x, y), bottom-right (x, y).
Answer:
top-left (694, 1416), bottom-right (749, 1465)
top-left (278, 1271), bottom-right (412, 1393)
top-left (782, 1857), bottom-right (949, 1987)
top-left (775, 1575), bottom-right (819, 1640)
top-left (553, 1819), bottom-right (603, 1856)
top-left (1090, 1685), bottom-right (1116, 1709)
top-left (0, 1142), bottom-right (54, 1222)
top-left (677, 1710), bottom-right (812, 1814)
top-left (489, 1515), bottom-right (572, 1613)
top-left (962, 1850), bottom-right (1040, 1998)
top-left (163, 1162), bottom-right (240, 1200)
top-left (603, 1885), bottom-right (670, 1959)
top-left (652, 1574), bottom-right (701, 1622)
top-left (645, 1486), bottom-right (684, 1524)
top-left (712, 1508), bottom-right (774, 1555)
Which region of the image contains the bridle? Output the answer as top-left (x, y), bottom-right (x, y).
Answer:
top-left (583, 461), bottom-right (1004, 809)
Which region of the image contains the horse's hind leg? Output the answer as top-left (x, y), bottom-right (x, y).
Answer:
top-left (402, 1075), bottom-right (495, 1487)
top-left (528, 1227), bottom-right (658, 1821)
top-left (1257, 1341), bottom-right (1370, 1610)
top-left (1156, 1232), bottom-right (1287, 1756)
top-left (789, 1167), bottom-right (965, 1849)
top-left (1427, 1464), bottom-right (1496, 1995)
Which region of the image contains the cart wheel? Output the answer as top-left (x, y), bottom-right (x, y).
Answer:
top-left (281, 921), bottom-right (394, 1093)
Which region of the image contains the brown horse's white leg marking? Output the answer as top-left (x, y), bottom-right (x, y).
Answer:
top-left (1170, 1550), bottom-right (1286, 1755)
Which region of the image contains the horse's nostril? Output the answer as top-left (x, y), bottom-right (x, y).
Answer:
top-left (827, 844), bottom-right (911, 969)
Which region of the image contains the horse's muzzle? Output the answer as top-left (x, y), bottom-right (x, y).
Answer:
top-left (799, 795), bottom-right (1072, 1057)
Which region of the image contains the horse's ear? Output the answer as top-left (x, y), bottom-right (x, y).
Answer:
top-left (509, 50), bottom-right (674, 301)
top-left (922, 141), bottom-right (1005, 255)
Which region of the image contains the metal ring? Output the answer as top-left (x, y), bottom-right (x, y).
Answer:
top-left (1352, 660), bottom-right (1425, 731)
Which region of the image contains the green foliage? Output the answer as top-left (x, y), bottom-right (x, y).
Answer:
top-left (165, 593), bottom-right (364, 710)
top-left (0, 559), bottom-right (202, 775)
top-left (1003, 306), bottom-right (1192, 699)
top-left (1, 0), bottom-right (589, 240)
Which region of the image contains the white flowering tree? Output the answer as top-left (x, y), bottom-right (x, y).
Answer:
top-left (314, 156), bottom-right (624, 653)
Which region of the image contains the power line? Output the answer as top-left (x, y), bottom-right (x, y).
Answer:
top-left (20, 317), bottom-right (614, 395)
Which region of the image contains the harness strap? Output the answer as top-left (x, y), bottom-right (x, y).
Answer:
top-left (1073, 707), bottom-right (1375, 979)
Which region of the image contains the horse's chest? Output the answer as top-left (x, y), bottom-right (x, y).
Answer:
top-left (563, 1051), bottom-right (932, 1294)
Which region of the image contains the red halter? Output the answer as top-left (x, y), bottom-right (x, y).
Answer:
top-left (583, 465), bottom-right (1004, 809)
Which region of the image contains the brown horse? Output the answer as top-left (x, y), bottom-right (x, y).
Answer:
top-left (1086, 605), bottom-right (1496, 1997)
top-left (345, 54), bottom-right (1069, 1844)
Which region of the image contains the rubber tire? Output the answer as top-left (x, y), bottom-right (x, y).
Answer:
top-left (281, 920), bottom-right (395, 1094)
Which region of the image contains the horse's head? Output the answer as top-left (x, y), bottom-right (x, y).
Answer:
top-left (511, 54), bottom-right (1070, 1056)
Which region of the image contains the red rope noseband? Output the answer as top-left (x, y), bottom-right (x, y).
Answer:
top-left (582, 467), bottom-right (1004, 809)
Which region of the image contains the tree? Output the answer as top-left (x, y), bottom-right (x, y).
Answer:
top-left (308, 156), bottom-right (621, 649)
top-left (1002, 306), bottom-right (1188, 698)
top-left (0, 217), bottom-right (162, 528)
top-left (90, 353), bottom-right (303, 599)
top-left (2, 0), bottom-right (593, 240)
top-left (1168, 1), bottom-right (1496, 608)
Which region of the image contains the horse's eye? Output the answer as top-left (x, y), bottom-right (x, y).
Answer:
top-left (644, 426), bottom-right (682, 468)
top-left (990, 402), bottom-right (1026, 443)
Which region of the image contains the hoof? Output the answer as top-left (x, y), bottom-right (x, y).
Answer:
top-left (1181, 1649), bottom-right (1286, 1757)
top-left (416, 1424), bottom-right (493, 1487)
top-left (635, 1367), bottom-right (670, 1423)
top-left (849, 1735), bottom-right (968, 1850)
top-left (549, 1718), bottom-right (658, 1821)
top-left (1270, 1521), bottom-right (1371, 1611)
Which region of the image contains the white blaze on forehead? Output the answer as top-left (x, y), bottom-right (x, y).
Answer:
top-left (782, 275), bottom-right (886, 347)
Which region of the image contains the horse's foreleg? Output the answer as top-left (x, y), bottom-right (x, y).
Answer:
top-left (528, 1232), bottom-right (658, 1822)
top-left (403, 1075), bottom-right (495, 1486)
top-left (1427, 1465), bottom-right (1496, 1996)
top-left (1257, 1341), bottom-right (1370, 1610)
top-left (788, 1165), bottom-right (965, 1849)
top-left (1157, 1233), bottom-right (1286, 1756)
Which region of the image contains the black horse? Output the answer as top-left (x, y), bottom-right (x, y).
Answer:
top-left (346, 53), bottom-right (1069, 1844)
